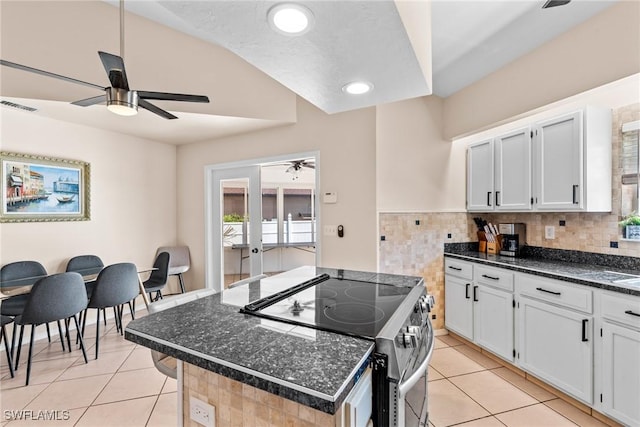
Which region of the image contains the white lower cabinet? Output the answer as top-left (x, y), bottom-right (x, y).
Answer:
top-left (474, 284), bottom-right (514, 362)
top-left (601, 321), bottom-right (640, 426)
top-left (518, 296), bottom-right (593, 404)
top-left (445, 275), bottom-right (474, 341)
top-left (600, 291), bottom-right (640, 426)
top-left (445, 260), bottom-right (514, 360)
top-left (444, 257), bottom-right (640, 425)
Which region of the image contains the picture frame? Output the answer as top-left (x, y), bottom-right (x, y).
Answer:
top-left (1, 151), bottom-right (90, 223)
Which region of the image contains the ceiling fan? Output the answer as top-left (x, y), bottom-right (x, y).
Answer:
top-left (284, 159), bottom-right (315, 174)
top-left (0, 1), bottom-right (209, 119)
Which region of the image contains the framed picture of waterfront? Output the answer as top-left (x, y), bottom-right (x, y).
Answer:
top-left (1, 152), bottom-right (90, 222)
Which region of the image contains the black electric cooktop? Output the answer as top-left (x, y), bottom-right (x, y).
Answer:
top-left (240, 274), bottom-right (413, 340)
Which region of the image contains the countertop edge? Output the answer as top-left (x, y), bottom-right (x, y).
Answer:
top-left (124, 328), bottom-right (374, 414)
top-left (444, 252), bottom-right (640, 297)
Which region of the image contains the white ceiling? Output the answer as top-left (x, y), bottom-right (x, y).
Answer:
top-left (0, 0), bottom-right (619, 144)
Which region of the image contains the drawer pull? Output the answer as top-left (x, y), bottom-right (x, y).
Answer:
top-left (581, 319), bottom-right (588, 342)
top-left (536, 287), bottom-right (561, 296)
top-left (465, 283), bottom-right (470, 299)
top-left (482, 274), bottom-right (500, 281)
top-left (448, 266), bottom-right (462, 271)
top-left (473, 285), bottom-right (479, 302)
top-left (625, 310), bottom-right (640, 317)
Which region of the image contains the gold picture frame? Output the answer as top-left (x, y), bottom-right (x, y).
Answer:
top-left (1, 152), bottom-right (90, 222)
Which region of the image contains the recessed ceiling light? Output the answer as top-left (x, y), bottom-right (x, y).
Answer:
top-left (268, 3), bottom-right (314, 36)
top-left (342, 81), bottom-right (374, 95)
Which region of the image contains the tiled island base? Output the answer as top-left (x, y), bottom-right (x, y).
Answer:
top-left (183, 363), bottom-right (341, 427)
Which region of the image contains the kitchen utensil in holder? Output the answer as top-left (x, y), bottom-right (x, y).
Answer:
top-left (478, 231), bottom-right (502, 254)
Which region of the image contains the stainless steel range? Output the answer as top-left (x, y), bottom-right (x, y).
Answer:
top-left (240, 271), bottom-right (435, 427)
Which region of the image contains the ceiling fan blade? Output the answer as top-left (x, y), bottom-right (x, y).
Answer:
top-left (98, 51), bottom-right (129, 90)
top-left (138, 99), bottom-right (177, 120)
top-left (542, 0), bottom-right (570, 8)
top-left (137, 91), bottom-right (209, 103)
top-left (72, 94), bottom-right (106, 107)
top-left (0, 59), bottom-right (105, 91)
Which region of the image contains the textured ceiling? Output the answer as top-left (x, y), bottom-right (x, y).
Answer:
top-left (0, 0), bottom-right (620, 144)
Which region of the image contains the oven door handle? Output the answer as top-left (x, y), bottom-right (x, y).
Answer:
top-left (398, 329), bottom-right (435, 397)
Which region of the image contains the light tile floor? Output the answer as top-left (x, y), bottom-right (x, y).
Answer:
top-left (0, 317), bottom-right (614, 427)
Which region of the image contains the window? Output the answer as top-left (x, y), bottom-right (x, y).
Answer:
top-left (621, 120), bottom-right (639, 217)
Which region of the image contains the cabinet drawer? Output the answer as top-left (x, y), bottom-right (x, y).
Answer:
top-left (445, 259), bottom-right (473, 280)
top-left (517, 274), bottom-right (592, 313)
top-left (601, 292), bottom-right (640, 329)
top-left (476, 265), bottom-right (514, 292)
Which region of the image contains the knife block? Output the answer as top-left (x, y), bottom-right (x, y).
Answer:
top-left (478, 231), bottom-right (501, 254)
top-left (487, 235), bottom-right (502, 254)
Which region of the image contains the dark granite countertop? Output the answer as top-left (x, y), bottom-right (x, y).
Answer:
top-left (444, 244), bottom-right (640, 297)
top-left (124, 266), bottom-right (423, 414)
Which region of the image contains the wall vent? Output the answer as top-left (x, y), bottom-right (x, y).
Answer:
top-left (0, 100), bottom-right (37, 112)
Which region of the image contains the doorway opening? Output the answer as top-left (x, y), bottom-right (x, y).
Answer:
top-left (205, 153), bottom-right (318, 292)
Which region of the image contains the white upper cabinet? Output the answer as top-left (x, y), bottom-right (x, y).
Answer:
top-left (534, 107), bottom-right (611, 211)
top-left (495, 127), bottom-right (532, 211)
top-left (467, 139), bottom-right (494, 211)
top-left (466, 107), bottom-right (612, 213)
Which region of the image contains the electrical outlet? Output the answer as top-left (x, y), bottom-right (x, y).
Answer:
top-left (545, 225), bottom-right (555, 240)
top-left (323, 225), bottom-right (337, 236)
top-left (190, 397), bottom-right (215, 427)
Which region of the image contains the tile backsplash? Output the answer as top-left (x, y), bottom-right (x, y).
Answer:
top-left (378, 103), bottom-right (639, 330)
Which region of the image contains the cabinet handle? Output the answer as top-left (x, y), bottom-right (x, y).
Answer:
top-left (487, 192), bottom-right (492, 207)
top-left (581, 319), bottom-right (588, 342)
top-left (572, 185), bottom-right (579, 205)
top-left (465, 283), bottom-right (470, 299)
top-left (535, 287), bottom-right (561, 296)
top-left (625, 310), bottom-right (640, 317)
top-left (482, 274), bottom-right (500, 281)
top-left (448, 266), bottom-right (462, 271)
top-left (473, 285), bottom-right (478, 302)
top-left (495, 191), bottom-right (500, 207)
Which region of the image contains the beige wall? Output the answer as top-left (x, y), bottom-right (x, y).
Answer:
top-left (176, 99), bottom-right (378, 289)
top-left (0, 108), bottom-right (178, 281)
top-left (443, 1), bottom-right (640, 140)
top-left (376, 96), bottom-right (467, 212)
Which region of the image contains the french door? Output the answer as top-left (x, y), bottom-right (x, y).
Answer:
top-left (208, 166), bottom-right (262, 292)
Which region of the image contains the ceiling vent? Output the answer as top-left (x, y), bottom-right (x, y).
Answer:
top-left (0, 100), bottom-right (37, 112)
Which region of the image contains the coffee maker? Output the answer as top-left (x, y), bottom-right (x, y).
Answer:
top-left (499, 223), bottom-right (526, 257)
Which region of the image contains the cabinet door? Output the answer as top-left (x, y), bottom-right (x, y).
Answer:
top-left (519, 296), bottom-right (593, 403)
top-left (535, 111), bottom-right (583, 210)
top-left (445, 275), bottom-right (473, 340)
top-left (473, 285), bottom-right (514, 362)
top-left (602, 322), bottom-right (640, 426)
top-left (495, 128), bottom-right (532, 211)
top-left (467, 139), bottom-right (494, 212)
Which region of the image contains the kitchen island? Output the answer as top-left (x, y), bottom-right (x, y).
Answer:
top-left (125, 266), bottom-right (424, 427)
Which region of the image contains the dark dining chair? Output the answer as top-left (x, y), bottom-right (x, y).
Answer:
top-left (0, 261), bottom-right (63, 354)
top-left (82, 263), bottom-right (140, 359)
top-left (13, 272), bottom-right (88, 385)
top-left (1, 315), bottom-right (15, 378)
top-left (143, 252), bottom-right (170, 302)
top-left (156, 246), bottom-right (190, 293)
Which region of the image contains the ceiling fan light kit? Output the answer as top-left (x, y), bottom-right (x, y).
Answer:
top-left (106, 87), bottom-right (138, 116)
top-left (268, 3), bottom-right (314, 36)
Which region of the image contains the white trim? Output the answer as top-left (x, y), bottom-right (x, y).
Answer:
top-left (622, 120), bottom-right (640, 133)
top-left (377, 209), bottom-right (468, 214)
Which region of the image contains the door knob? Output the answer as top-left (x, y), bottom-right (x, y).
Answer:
top-left (251, 248), bottom-right (259, 254)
